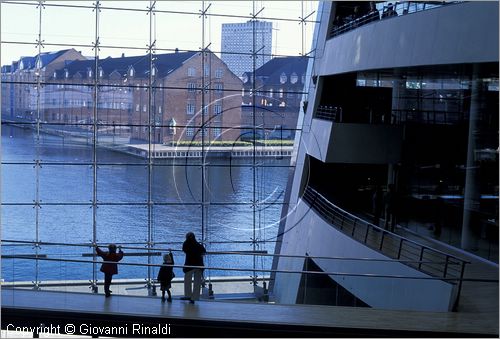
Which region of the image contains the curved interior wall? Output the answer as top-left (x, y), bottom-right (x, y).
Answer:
top-left (319, 1), bottom-right (499, 76)
top-left (273, 200), bottom-right (455, 312)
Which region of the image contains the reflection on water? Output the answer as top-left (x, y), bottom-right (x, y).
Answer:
top-left (1, 126), bottom-right (291, 281)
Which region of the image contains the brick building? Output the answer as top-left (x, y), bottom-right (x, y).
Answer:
top-left (2, 49), bottom-right (243, 143)
top-left (241, 56), bottom-right (309, 140)
top-left (1, 49), bottom-right (87, 122)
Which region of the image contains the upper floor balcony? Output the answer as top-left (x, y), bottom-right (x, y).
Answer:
top-left (318, 1), bottom-right (498, 76)
top-left (305, 104), bottom-right (403, 164)
top-left (328, 1), bottom-right (461, 40)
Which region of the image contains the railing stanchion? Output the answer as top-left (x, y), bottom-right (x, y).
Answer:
top-left (397, 238), bottom-right (403, 260)
top-left (443, 255), bottom-right (449, 278)
top-left (418, 247), bottom-right (425, 270)
top-left (452, 261), bottom-right (467, 312)
top-left (295, 187), bottom-right (471, 287)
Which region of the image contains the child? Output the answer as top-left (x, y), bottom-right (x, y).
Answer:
top-left (95, 243), bottom-right (124, 298)
top-left (157, 251), bottom-right (175, 302)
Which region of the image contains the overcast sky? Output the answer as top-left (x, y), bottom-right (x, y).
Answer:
top-left (1, 1), bottom-right (319, 65)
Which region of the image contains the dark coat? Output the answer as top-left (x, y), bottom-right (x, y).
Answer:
top-left (96, 247), bottom-right (124, 275)
top-left (157, 255), bottom-right (175, 282)
top-left (182, 239), bottom-right (206, 273)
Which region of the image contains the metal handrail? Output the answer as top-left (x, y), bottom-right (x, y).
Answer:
top-left (302, 186), bottom-right (469, 281)
top-left (391, 108), bottom-right (467, 125)
top-left (1, 239), bottom-right (464, 265)
top-left (1, 254), bottom-right (476, 284)
top-left (328, 1), bottom-right (462, 39)
top-left (302, 186), bottom-right (471, 310)
top-left (314, 106), bottom-right (467, 126)
top-left (315, 105), bottom-right (343, 122)
top-left (1, 242), bottom-right (484, 311)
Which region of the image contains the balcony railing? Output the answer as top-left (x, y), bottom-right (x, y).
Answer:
top-left (329, 1), bottom-right (462, 39)
top-left (2, 240), bottom-right (476, 309)
top-left (391, 108), bottom-right (467, 124)
top-left (302, 186), bottom-right (469, 309)
top-left (315, 105), bottom-right (343, 122)
top-left (315, 105), bottom-right (468, 125)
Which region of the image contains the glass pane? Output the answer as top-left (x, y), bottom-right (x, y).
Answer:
top-left (39, 205), bottom-right (93, 243)
top-left (152, 205), bottom-right (203, 243)
top-left (42, 2), bottom-right (95, 49)
top-left (97, 165), bottom-right (149, 203)
top-left (1, 206), bottom-right (36, 241)
top-left (39, 165), bottom-right (93, 203)
top-left (152, 163), bottom-right (202, 204)
top-left (96, 205), bottom-right (148, 243)
top-left (0, 2), bottom-right (39, 48)
top-left (99, 3), bottom-right (149, 51)
top-left (1, 164), bottom-right (35, 203)
top-left (1, 0), bottom-right (314, 287)
top-left (2, 256), bottom-right (37, 284)
top-left (155, 9), bottom-right (202, 52)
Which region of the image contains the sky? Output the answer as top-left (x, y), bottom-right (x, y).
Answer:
top-left (0, 0), bottom-right (319, 65)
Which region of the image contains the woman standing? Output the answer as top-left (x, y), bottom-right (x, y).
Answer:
top-left (181, 232), bottom-right (206, 304)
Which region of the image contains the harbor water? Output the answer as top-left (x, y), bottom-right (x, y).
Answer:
top-left (1, 125), bottom-right (291, 283)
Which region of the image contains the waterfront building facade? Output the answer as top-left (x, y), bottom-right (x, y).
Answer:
top-left (1, 49), bottom-right (87, 121)
top-left (241, 56), bottom-right (308, 140)
top-left (2, 50), bottom-right (243, 143)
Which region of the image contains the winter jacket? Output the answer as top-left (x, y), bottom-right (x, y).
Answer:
top-left (96, 247), bottom-right (124, 275)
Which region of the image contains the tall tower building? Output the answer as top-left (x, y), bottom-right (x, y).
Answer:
top-left (221, 20), bottom-right (272, 78)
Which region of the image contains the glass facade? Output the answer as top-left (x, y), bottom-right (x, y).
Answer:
top-left (310, 58), bottom-right (498, 263)
top-left (1, 1), bottom-right (317, 287)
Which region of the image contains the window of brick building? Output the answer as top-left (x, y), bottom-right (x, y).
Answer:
top-left (212, 127), bottom-right (221, 137)
top-left (186, 102), bottom-right (195, 115)
top-left (280, 72), bottom-right (287, 84)
top-left (214, 104), bottom-right (222, 115)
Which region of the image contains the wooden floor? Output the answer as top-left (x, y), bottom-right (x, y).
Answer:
top-left (2, 287), bottom-right (498, 337)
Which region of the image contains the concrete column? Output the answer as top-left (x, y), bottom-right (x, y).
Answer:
top-left (390, 70), bottom-right (405, 124)
top-left (387, 163), bottom-right (394, 185)
top-left (461, 66), bottom-right (484, 250)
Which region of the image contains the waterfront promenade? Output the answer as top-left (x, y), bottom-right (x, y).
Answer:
top-left (124, 144), bottom-right (294, 159)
